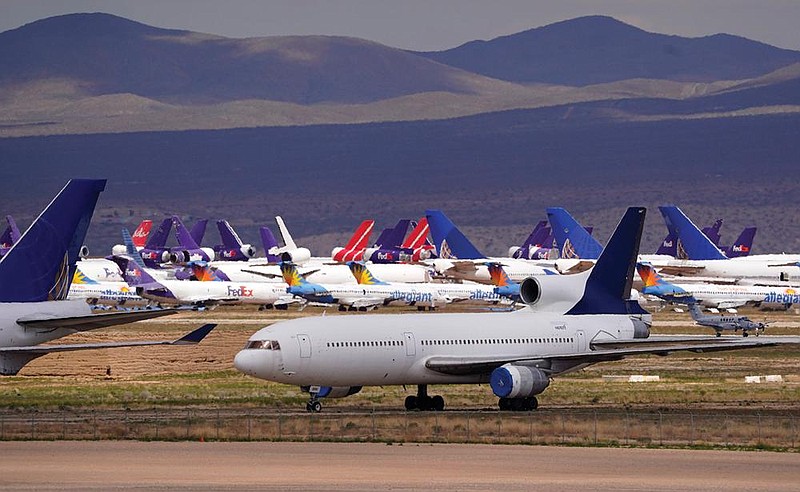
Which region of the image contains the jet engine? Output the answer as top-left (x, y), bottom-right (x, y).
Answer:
top-left (111, 244), bottom-right (127, 256)
top-left (519, 273), bottom-right (585, 311)
top-left (490, 364), bottom-right (550, 399)
top-left (170, 247), bottom-right (215, 264)
top-left (79, 245), bottom-right (90, 258)
top-left (278, 247), bottom-right (311, 264)
top-left (240, 244), bottom-right (257, 258)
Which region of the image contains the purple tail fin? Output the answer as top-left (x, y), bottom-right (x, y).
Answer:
top-left (0, 179), bottom-right (105, 302)
top-left (0, 215), bottom-right (21, 248)
top-left (110, 255), bottom-right (160, 286)
top-left (701, 219), bottom-right (723, 246)
top-left (374, 219), bottom-right (411, 249)
top-left (190, 219), bottom-right (208, 245)
top-left (217, 220), bottom-right (243, 249)
top-left (723, 227), bottom-right (757, 258)
top-left (655, 231), bottom-right (676, 256)
top-left (260, 226), bottom-right (281, 263)
top-left (145, 218), bottom-right (172, 249)
top-left (173, 216), bottom-right (202, 249)
top-left (519, 221), bottom-right (548, 250)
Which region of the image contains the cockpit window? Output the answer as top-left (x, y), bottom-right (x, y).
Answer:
top-left (244, 340), bottom-right (281, 350)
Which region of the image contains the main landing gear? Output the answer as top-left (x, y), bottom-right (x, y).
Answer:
top-left (498, 396), bottom-right (538, 411)
top-left (404, 385), bottom-right (445, 411)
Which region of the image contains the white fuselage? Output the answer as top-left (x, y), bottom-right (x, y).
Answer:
top-left (429, 258), bottom-right (558, 283)
top-left (234, 309), bottom-right (637, 387)
top-left (144, 279), bottom-right (291, 305)
top-left (213, 261), bottom-right (433, 284)
top-left (670, 283), bottom-right (798, 308)
top-left (68, 282), bottom-right (144, 304)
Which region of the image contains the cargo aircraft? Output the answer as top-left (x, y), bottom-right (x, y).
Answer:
top-left (235, 208), bottom-right (782, 412)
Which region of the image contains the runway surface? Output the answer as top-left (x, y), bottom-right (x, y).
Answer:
top-left (1, 441), bottom-right (798, 491)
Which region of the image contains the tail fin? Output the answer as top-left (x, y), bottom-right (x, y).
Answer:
top-left (687, 303), bottom-right (704, 320)
top-left (280, 262), bottom-right (307, 287)
top-left (0, 179), bottom-right (106, 302)
top-left (259, 226), bottom-right (281, 263)
top-left (122, 228), bottom-right (150, 269)
top-left (636, 261), bottom-right (695, 304)
top-left (189, 219), bottom-right (208, 245)
top-left (374, 219), bottom-right (410, 249)
top-left (402, 218), bottom-right (430, 249)
top-left (425, 210), bottom-right (484, 259)
top-left (110, 255), bottom-right (160, 287)
top-left (486, 262), bottom-right (515, 288)
top-left (275, 216), bottom-right (297, 249)
top-left (565, 207), bottom-right (647, 315)
top-left (724, 227), bottom-right (757, 258)
top-left (658, 206), bottom-right (727, 260)
top-left (217, 220), bottom-right (243, 249)
top-left (520, 221), bottom-right (548, 248)
top-left (701, 219), bottom-right (723, 246)
top-left (130, 220), bottom-right (152, 249)
top-left (0, 215), bottom-right (21, 248)
top-left (145, 218), bottom-right (172, 249)
top-left (347, 261), bottom-right (389, 285)
top-left (173, 216), bottom-right (202, 249)
top-left (72, 266), bottom-right (99, 285)
top-left (546, 208), bottom-right (603, 260)
top-left (343, 220), bottom-right (375, 250)
top-left (635, 262), bottom-right (665, 289)
top-left (655, 231), bottom-right (677, 256)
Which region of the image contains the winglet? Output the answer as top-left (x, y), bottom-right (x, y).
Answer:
top-left (173, 323), bottom-right (216, 345)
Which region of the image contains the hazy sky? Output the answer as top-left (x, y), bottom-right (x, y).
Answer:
top-left (3, 0), bottom-right (800, 51)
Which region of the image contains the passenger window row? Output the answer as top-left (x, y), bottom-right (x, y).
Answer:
top-left (327, 340), bottom-right (404, 348)
top-left (421, 337), bottom-right (573, 346)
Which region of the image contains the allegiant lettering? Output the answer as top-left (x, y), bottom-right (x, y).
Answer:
top-left (390, 290), bottom-right (432, 303)
top-left (763, 292), bottom-right (800, 304)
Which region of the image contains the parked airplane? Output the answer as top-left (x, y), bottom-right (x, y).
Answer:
top-left (721, 227), bottom-right (757, 258)
top-left (330, 219), bottom-right (375, 262)
top-left (346, 261), bottom-right (445, 310)
top-left (362, 219), bottom-right (410, 263)
top-left (113, 253), bottom-right (295, 309)
top-left (688, 303), bottom-right (766, 337)
top-left (426, 210), bottom-right (558, 282)
top-left (235, 207), bottom-right (780, 412)
top-left (269, 216), bottom-right (313, 264)
top-left (636, 263), bottom-right (792, 309)
top-left (0, 216), bottom-right (21, 257)
top-left (281, 262), bottom-right (396, 311)
top-left (657, 206), bottom-right (800, 282)
top-left (0, 179), bottom-right (215, 375)
top-left (68, 265), bottom-right (144, 305)
top-left (508, 221), bottom-right (555, 260)
top-left (213, 220), bottom-right (256, 261)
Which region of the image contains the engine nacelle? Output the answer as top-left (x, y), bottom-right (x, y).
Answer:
top-left (79, 245), bottom-right (90, 258)
top-left (280, 247), bottom-right (311, 264)
top-left (490, 364), bottom-right (550, 399)
top-left (508, 246), bottom-right (522, 258)
top-left (309, 386), bottom-right (363, 399)
top-left (111, 244), bottom-right (127, 256)
top-left (241, 244), bottom-right (256, 258)
top-left (519, 273), bottom-right (586, 312)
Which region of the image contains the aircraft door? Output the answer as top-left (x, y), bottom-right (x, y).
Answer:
top-left (575, 330), bottom-right (587, 352)
top-left (297, 334), bottom-right (311, 358)
top-left (403, 332), bottom-right (415, 356)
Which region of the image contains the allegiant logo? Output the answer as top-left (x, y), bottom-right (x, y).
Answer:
top-left (390, 290), bottom-right (432, 303)
top-left (763, 291), bottom-right (800, 304)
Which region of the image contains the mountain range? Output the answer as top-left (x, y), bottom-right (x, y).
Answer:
top-left (1, 13), bottom-right (799, 256)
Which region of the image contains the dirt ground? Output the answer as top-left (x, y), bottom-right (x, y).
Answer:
top-left (1, 441), bottom-right (798, 491)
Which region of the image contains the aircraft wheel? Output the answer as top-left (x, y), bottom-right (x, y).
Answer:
top-left (404, 395), bottom-right (417, 411)
top-left (306, 401), bottom-right (322, 413)
top-left (498, 398), bottom-right (511, 411)
top-left (338, 305), bottom-right (347, 312)
top-left (431, 395), bottom-right (445, 411)
top-left (715, 332), bottom-right (721, 337)
top-left (358, 306), bottom-right (367, 312)
top-left (275, 304), bottom-right (288, 310)
top-left (417, 306), bottom-right (425, 311)
top-left (526, 397), bottom-right (539, 411)
top-left (743, 331), bottom-right (749, 338)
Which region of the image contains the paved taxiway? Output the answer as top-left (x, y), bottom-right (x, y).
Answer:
top-left (2, 442), bottom-right (798, 491)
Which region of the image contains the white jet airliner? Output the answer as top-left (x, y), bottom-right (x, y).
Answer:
top-left (235, 208), bottom-right (782, 412)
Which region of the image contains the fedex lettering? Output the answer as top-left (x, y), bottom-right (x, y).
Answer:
top-left (227, 286), bottom-right (254, 297)
top-left (376, 252), bottom-right (395, 261)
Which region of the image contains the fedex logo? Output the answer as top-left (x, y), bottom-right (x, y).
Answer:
top-left (376, 252), bottom-right (395, 261)
top-left (141, 251), bottom-right (158, 259)
top-left (126, 268), bottom-right (141, 277)
top-left (221, 250), bottom-right (238, 258)
top-left (227, 286), bottom-right (254, 297)
top-left (662, 240), bottom-right (673, 248)
top-left (732, 245), bottom-right (750, 252)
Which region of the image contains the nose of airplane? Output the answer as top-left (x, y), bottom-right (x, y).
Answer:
top-left (234, 348), bottom-right (274, 380)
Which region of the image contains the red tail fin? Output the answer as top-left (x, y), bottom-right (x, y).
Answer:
top-left (131, 220), bottom-right (153, 248)
top-left (344, 220), bottom-right (374, 250)
top-left (402, 218), bottom-right (430, 249)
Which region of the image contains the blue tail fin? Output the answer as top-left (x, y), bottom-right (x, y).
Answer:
top-left (259, 226), bottom-right (281, 263)
top-left (0, 179), bottom-right (106, 302)
top-left (425, 210), bottom-right (484, 259)
top-left (121, 228), bottom-right (149, 270)
top-left (189, 219), bottom-right (208, 245)
top-left (636, 262), bottom-right (696, 304)
top-left (658, 206), bottom-right (727, 260)
top-left (145, 218), bottom-right (172, 249)
top-left (565, 207), bottom-right (648, 315)
top-left (173, 216), bottom-right (202, 249)
top-left (723, 227), bottom-right (757, 258)
top-left (546, 208), bottom-right (603, 260)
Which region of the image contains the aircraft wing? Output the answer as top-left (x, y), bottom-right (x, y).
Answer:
top-left (424, 338), bottom-right (784, 376)
top-left (16, 308), bottom-right (181, 331)
top-left (341, 296), bottom-right (386, 309)
top-left (656, 265), bottom-right (707, 276)
top-left (0, 323), bottom-right (216, 354)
